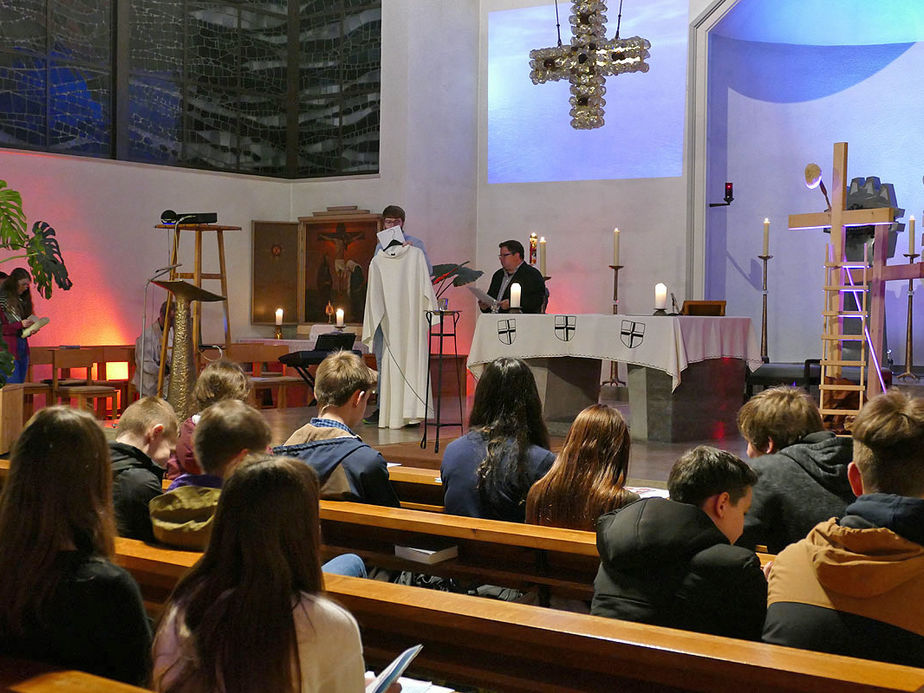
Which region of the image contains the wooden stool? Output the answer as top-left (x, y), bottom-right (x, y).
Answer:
top-left (154, 222), bottom-right (240, 393)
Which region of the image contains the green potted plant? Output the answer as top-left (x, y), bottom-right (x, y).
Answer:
top-left (431, 261), bottom-right (483, 309)
top-left (0, 179), bottom-right (73, 380)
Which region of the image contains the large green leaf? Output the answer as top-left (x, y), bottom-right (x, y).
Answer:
top-left (431, 262), bottom-right (483, 287)
top-left (0, 180), bottom-right (28, 248)
top-left (451, 266), bottom-right (483, 286)
top-left (27, 221), bottom-right (73, 299)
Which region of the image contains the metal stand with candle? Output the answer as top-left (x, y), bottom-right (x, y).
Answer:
top-left (601, 263), bottom-right (625, 387)
top-left (898, 216), bottom-right (919, 381)
top-left (759, 217), bottom-right (772, 363)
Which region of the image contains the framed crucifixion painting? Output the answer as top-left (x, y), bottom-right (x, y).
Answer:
top-left (252, 207), bottom-right (382, 326)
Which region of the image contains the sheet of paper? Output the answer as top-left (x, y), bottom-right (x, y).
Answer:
top-left (377, 226), bottom-right (406, 249)
top-left (467, 285), bottom-right (497, 307)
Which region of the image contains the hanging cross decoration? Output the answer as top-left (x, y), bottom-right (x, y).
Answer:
top-left (529, 0), bottom-right (650, 130)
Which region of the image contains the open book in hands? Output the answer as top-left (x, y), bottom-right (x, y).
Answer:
top-left (22, 315), bottom-right (49, 338)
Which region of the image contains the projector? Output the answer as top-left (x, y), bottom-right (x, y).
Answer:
top-left (160, 210), bottom-right (218, 225)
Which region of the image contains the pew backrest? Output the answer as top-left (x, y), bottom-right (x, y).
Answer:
top-left (112, 538), bottom-right (924, 693)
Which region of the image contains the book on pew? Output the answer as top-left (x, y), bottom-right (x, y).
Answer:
top-left (366, 644), bottom-right (423, 693)
top-left (394, 540), bottom-right (458, 565)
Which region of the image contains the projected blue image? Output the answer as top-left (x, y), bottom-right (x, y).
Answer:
top-left (487, 2), bottom-right (686, 184)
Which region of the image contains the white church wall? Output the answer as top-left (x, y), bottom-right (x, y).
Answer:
top-left (709, 35), bottom-right (924, 368)
top-left (0, 149), bottom-right (287, 347)
top-left (289, 0), bottom-right (479, 346)
top-left (0, 0), bottom-right (480, 353)
top-left (476, 0), bottom-right (693, 320)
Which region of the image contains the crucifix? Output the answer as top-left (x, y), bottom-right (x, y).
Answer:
top-left (789, 142), bottom-right (924, 406)
top-left (528, 0), bottom-right (650, 130)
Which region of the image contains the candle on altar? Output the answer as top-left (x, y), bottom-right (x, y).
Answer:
top-left (910, 216), bottom-right (916, 254)
top-left (654, 283), bottom-right (667, 310)
top-left (335, 308), bottom-right (344, 327)
top-left (510, 283), bottom-right (522, 309)
top-left (539, 236), bottom-right (547, 276)
top-left (275, 308), bottom-right (283, 326)
top-left (529, 233), bottom-right (538, 265)
top-left (613, 227), bottom-right (620, 266)
top-left (763, 218), bottom-right (770, 256)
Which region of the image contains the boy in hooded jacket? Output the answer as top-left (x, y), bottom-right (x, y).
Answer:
top-left (763, 390), bottom-right (924, 667)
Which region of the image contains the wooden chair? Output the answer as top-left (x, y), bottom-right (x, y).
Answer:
top-left (52, 347), bottom-right (119, 419)
top-left (93, 345), bottom-right (136, 414)
top-left (223, 342), bottom-right (303, 409)
top-left (21, 345), bottom-right (54, 419)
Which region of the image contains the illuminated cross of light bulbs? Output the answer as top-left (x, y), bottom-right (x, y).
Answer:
top-left (529, 0), bottom-right (650, 130)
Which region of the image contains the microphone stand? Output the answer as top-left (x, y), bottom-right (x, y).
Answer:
top-left (139, 264), bottom-right (181, 396)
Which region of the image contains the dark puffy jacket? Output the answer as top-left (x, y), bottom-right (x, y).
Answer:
top-left (592, 497), bottom-right (767, 640)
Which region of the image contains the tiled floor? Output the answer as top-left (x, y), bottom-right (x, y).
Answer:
top-left (262, 394), bottom-right (751, 488)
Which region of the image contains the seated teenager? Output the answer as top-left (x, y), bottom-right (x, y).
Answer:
top-left (736, 386), bottom-right (854, 553)
top-left (166, 359), bottom-right (251, 480)
top-left (111, 396), bottom-right (179, 542)
top-left (763, 390), bottom-right (924, 667)
top-left (150, 399), bottom-right (271, 549)
top-left (592, 446), bottom-right (767, 641)
top-left (441, 358), bottom-right (555, 521)
top-left (0, 407), bottom-right (151, 685)
top-left (153, 456), bottom-right (367, 691)
top-left (274, 351), bottom-right (399, 507)
top-left (526, 403), bottom-right (638, 530)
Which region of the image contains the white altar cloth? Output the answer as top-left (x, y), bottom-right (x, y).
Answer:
top-left (468, 314), bottom-right (762, 390)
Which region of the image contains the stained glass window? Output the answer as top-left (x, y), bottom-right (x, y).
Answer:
top-left (0, 0), bottom-right (381, 178)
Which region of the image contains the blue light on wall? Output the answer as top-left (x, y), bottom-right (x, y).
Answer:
top-left (712, 0), bottom-right (924, 47)
top-left (487, 2), bottom-right (686, 184)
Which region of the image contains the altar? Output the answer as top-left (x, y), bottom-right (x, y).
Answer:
top-left (468, 314), bottom-right (762, 442)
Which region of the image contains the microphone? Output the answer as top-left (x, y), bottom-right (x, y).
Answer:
top-left (154, 263), bottom-right (182, 274)
top-left (670, 292), bottom-right (681, 315)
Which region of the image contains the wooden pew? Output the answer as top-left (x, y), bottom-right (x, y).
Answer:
top-left (317, 500), bottom-right (774, 605)
top-left (387, 465), bottom-right (443, 511)
top-left (0, 655), bottom-right (149, 692)
top-left (113, 538), bottom-right (924, 693)
top-left (319, 499), bottom-right (600, 602)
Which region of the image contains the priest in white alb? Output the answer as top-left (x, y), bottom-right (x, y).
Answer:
top-left (362, 236), bottom-right (437, 429)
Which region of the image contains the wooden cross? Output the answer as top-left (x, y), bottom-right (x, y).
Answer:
top-left (528, 1), bottom-right (649, 130)
top-left (789, 142), bottom-right (924, 398)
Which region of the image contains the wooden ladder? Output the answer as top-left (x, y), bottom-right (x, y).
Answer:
top-left (818, 244), bottom-right (868, 426)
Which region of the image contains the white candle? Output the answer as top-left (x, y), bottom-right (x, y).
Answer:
top-left (275, 307), bottom-right (283, 326)
top-left (336, 308), bottom-right (344, 327)
top-left (613, 227), bottom-right (620, 266)
top-left (654, 283), bottom-right (667, 310)
top-left (910, 216), bottom-right (916, 255)
top-left (510, 282), bottom-right (522, 309)
top-left (539, 236), bottom-right (547, 276)
top-left (763, 218), bottom-right (770, 256)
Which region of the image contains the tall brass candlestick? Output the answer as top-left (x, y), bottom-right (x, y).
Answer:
top-left (602, 264), bottom-right (624, 386)
top-left (897, 252), bottom-right (920, 382)
top-left (759, 254), bottom-right (772, 363)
